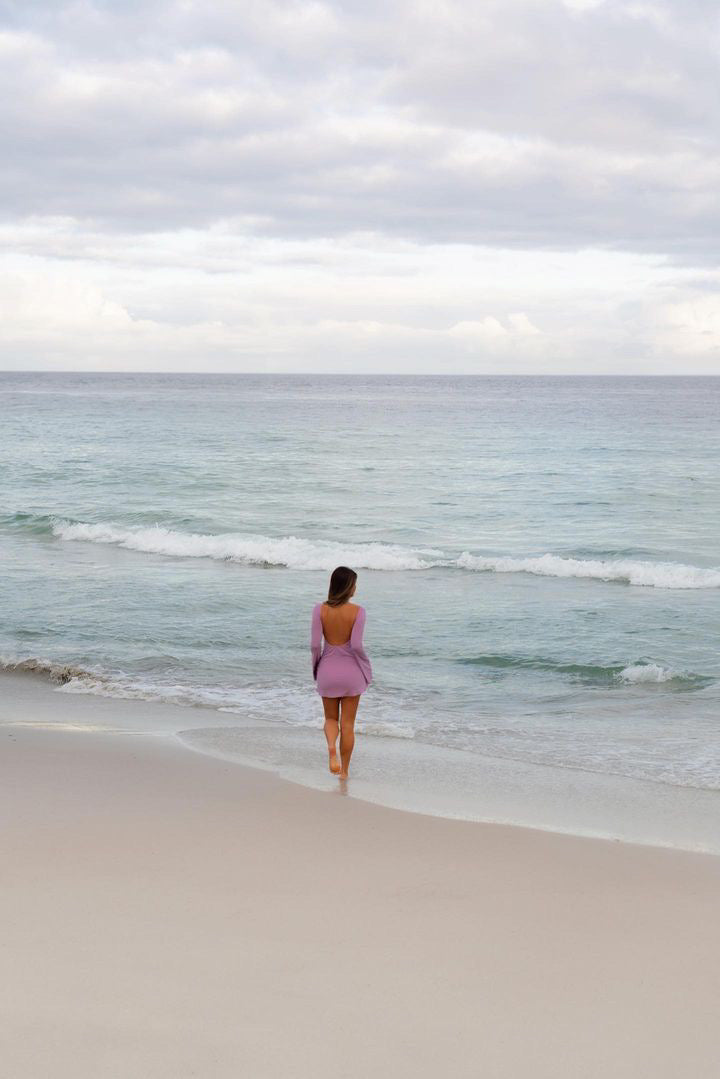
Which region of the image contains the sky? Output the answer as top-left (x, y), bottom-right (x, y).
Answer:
top-left (0, 0), bottom-right (719, 374)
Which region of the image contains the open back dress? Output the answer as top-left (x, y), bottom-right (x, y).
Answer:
top-left (311, 603), bottom-right (373, 698)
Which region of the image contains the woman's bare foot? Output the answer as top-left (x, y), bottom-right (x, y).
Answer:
top-left (328, 747), bottom-right (341, 774)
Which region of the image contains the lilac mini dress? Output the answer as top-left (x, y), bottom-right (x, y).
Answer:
top-left (311, 603), bottom-right (373, 698)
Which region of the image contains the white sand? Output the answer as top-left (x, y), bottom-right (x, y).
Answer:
top-left (1, 708), bottom-right (720, 1076)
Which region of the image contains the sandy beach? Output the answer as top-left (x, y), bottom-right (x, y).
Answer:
top-left (2, 687), bottom-right (720, 1078)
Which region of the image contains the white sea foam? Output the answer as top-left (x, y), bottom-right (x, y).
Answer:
top-left (457, 551), bottom-right (720, 589)
top-left (50, 518), bottom-right (443, 571)
top-left (49, 518), bottom-right (720, 587)
top-left (0, 654), bottom-right (239, 708)
top-left (0, 655), bottom-right (420, 742)
top-left (616, 663), bottom-right (677, 684)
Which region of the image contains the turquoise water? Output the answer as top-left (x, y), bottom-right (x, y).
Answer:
top-left (2, 371), bottom-right (720, 797)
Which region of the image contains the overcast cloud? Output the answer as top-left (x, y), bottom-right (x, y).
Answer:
top-left (1, 0), bottom-right (718, 372)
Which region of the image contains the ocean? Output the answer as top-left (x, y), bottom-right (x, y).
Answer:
top-left (2, 372), bottom-right (719, 847)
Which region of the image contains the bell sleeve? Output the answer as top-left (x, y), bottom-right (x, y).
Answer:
top-left (311, 603), bottom-right (323, 680)
top-left (350, 605), bottom-right (373, 687)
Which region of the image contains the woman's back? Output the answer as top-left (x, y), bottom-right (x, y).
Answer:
top-left (320, 601), bottom-right (359, 645)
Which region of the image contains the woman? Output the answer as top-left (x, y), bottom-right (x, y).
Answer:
top-left (311, 566), bottom-right (372, 779)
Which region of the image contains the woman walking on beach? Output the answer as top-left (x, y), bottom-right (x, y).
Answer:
top-left (311, 566), bottom-right (372, 779)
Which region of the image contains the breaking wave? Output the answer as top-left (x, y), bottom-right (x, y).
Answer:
top-left (457, 552), bottom-right (720, 589)
top-left (0, 655), bottom-right (105, 686)
top-left (617, 662), bottom-right (680, 684)
top-left (3, 512), bottom-right (719, 587)
top-left (459, 653), bottom-right (708, 687)
top-left (49, 518), bottom-right (444, 571)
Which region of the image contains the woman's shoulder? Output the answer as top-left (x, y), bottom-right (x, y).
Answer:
top-left (314, 601), bottom-right (363, 610)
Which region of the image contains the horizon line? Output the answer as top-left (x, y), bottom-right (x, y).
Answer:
top-left (1, 370), bottom-right (720, 378)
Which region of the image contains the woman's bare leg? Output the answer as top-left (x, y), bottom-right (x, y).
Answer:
top-left (339, 694), bottom-right (360, 778)
top-left (321, 697), bottom-right (341, 774)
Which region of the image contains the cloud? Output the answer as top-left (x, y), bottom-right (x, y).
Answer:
top-left (1, 1), bottom-right (719, 257)
top-left (3, 237), bottom-right (716, 373)
top-left (652, 293), bottom-right (720, 356)
top-left (0, 0), bottom-right (718, 371)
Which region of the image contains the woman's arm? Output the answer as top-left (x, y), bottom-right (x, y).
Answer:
top-left (310, 603), bottom-right (323, 680)
top-left (350, 606), bottom-right (373, 686)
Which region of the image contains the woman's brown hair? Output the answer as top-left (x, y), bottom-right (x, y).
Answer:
top-left (326, 566), bottom-right (357, 607)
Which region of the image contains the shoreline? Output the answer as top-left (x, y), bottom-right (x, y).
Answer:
top-left (2, 667), bottom-right (720, 856)
top-left (2, 721), bottom-right (720, 1077)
